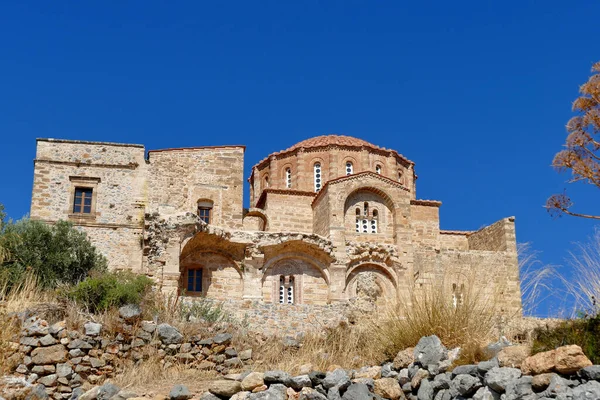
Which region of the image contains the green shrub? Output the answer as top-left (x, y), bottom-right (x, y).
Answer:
top-left (65, 271), bottom-right (153, 313)
top-left (0, 210), bottom-right (107, 289)
top-left (177, 298), bottom-right (231, 323)
top-left (532, 315), bottom-right (600, 364)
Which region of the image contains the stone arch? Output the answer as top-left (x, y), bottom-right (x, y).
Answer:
top-left (345, 262), bottom-right (398, 304)
top-left (243, 208), bottom-right (268, 231)
top-left (262, 253), bottom-right (329, 305)
top-left (180, 250), bottom-right (243, 300)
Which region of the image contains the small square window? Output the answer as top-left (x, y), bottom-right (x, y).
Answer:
top-left (187, 269), bottom-right (203, 293)
top-left (73, 188), bottom-right (93, 214)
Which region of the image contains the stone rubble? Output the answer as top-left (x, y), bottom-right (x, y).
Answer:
top-left (4, 319), bottom-right (600, 400)
top-left (2, 314), bottom-right (253, 400)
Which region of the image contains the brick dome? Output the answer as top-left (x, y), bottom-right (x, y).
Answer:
top-left (285, 134), bottom-right (375, 151)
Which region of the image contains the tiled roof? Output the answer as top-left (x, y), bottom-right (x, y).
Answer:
top-left (287, 135), bottom-right (373, 150)
top-left (250, 134), bottom-right (414, 174)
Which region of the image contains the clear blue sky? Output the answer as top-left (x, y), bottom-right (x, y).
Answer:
top-left (1, 1), bottom-right (599, 316)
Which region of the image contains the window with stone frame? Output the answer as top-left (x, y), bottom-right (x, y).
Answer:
top-left (346, 161), bottom-right (353, 175)
top-left (355, 202), bottom-right (379, 234)
top-left (452, 283), bottom-right (464, 308)
top-left (186, 268), bottom-right (203, 294)
top-left (73, 187), bottom-right (93, 214)
top-left (197, 200), bottom-right (213, 224)
top-left (314, 163), bottom-right (322, 192)
top-left (68, 176), bottom-right (100, 219)
top-left (279, 275), bottom-right (295, 304)
top-left (375, 164), bottom-right (382, 175)
top-left (285, 168), bottom-right (292, 188)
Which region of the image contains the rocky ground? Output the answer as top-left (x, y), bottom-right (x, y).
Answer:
top-left (2, 307), bottom-right (600, 400)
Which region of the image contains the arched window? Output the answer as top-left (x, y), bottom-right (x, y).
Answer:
top-left (279, 275), bottom-right (295, 304)
top-left (346, 162), bottom-right (353, 175)
top-left (314, 163), bottom-right (322, 192)
top-left (376, 165), bottom-right (382, 175)
top-left (285, 168), bottom-right (292, 188)
top-left (197, 200), bottom-right (214, 224)
top-left (263, 175), bottom-right (269, 188)
top-left (398, 170), bottom-right (403, 182)
top-left (353, 202), bottom-right (380, 234)
top-left (452, 283), bottom-right (465, 308)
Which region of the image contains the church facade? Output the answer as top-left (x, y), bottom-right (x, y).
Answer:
top-left (30, 135), bottom-right (522, 314)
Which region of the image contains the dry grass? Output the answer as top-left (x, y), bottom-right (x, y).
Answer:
top-left (111, 349), bottom-right (218, 396)
top-left (254, 319), bottom-right (385, 373)
top-left (373, 270), bottom-right (506, 365)
top-left (0, 274), bottom-right (55, 374)
top-left (564, 229), bottom-right (600, 316)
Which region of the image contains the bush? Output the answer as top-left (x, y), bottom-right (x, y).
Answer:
top-left (0, 210), bottom-right (107, 289)
top-left (532, 315), bottom-right (600, 364)
top-left (374, 270), bottom-right (501, 364)
top-left (65, 271), bottom-right (153, 313)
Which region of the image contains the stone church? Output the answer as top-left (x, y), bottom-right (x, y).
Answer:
top-left (30, 135), bottom-right (522, 315)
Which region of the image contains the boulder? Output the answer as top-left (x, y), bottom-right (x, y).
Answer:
top-left (579, 365), bottom-right (600, 381)
top-left (169, 384), bottom-right (192, 400)
top-left (322, 369), bottom-right (350, 390)
top-left (503, 376), bottom-right (535, 400)
top-left (416, 378), bottom-right (434, 400)
top-left (157, 324), bottom-right (183, 345)
top-left (497, 345), bottom-right (529, 368)
top-left (287, 375), bottom-right (312, 390)
top-left (199, 394), bottom-right (221, 400)
top-left (241, 372), bottom-right (265, 391)
top-left (484, 367), bottom-right (521, 393)
top-left (521, 350), bottom-right (556, 375)
top-left (554, 344), bottom-right (592, 374)
top-left (84, 322), bottom-right (102, 337)
top-left (354, 366), bottom-right (381, 380)
top-left (230, 392), bottom-right (250, 400)
top-left (247, 383), bottom-right (286, 400)
top-left (472, 386), bottom-right (500, 400)
top-left (264, 370), bottom-right (291, 384)
top-left (449, 374), bottom-right (482, 397)
top-left (298, 387), bottom-right (327, 400)
top-left (374, 378), bottom-right (403, 400)
top-left (97, 383), bottom-right (120, 400)
top-left (571, 380), bottom-right (600, 399)
top-left (414, 336), bottom-right (447, 367)
top-left (531, 373), bottom-right (556, 392)
top-left (119, 304), bottom-right (142, 322)
top-left (31, 344), bottom-right (68, 365)
top-left (37, 374), bottom-right (57, 387)
top-left (393, 348), bottom-right (415, 370)
top-left (22, 317), bottom-right (49, 337)
top-left (342, 383), bottom-right (373, 400)
top-left (451, 364), bottom-right (478, 377)
top-left (213, 333), bottom-right (233, 345)
top-left (209, 380), bottom-right (242, 397)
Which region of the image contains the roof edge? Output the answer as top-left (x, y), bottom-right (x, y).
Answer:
top-left (37, 138), bottom-right (145, 149)
top-left (148, 145), bottom-right (246, 154)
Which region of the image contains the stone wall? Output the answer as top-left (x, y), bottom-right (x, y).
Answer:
top-left (4, 313), bottom-right (252, 399)
top-left (147, 146), bottom-right (245, 230)
top-left (260, 192), bottom-right (314, 233)
top-left (468, 217), bottom-right (516, 252)
top-left (30, 139), bottom-right (146, 270)
top-left (217, 299), bottom-right (349, 337)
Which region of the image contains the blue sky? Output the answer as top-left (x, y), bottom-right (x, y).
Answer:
top-left (1, 1), bottom-right (599, 316)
